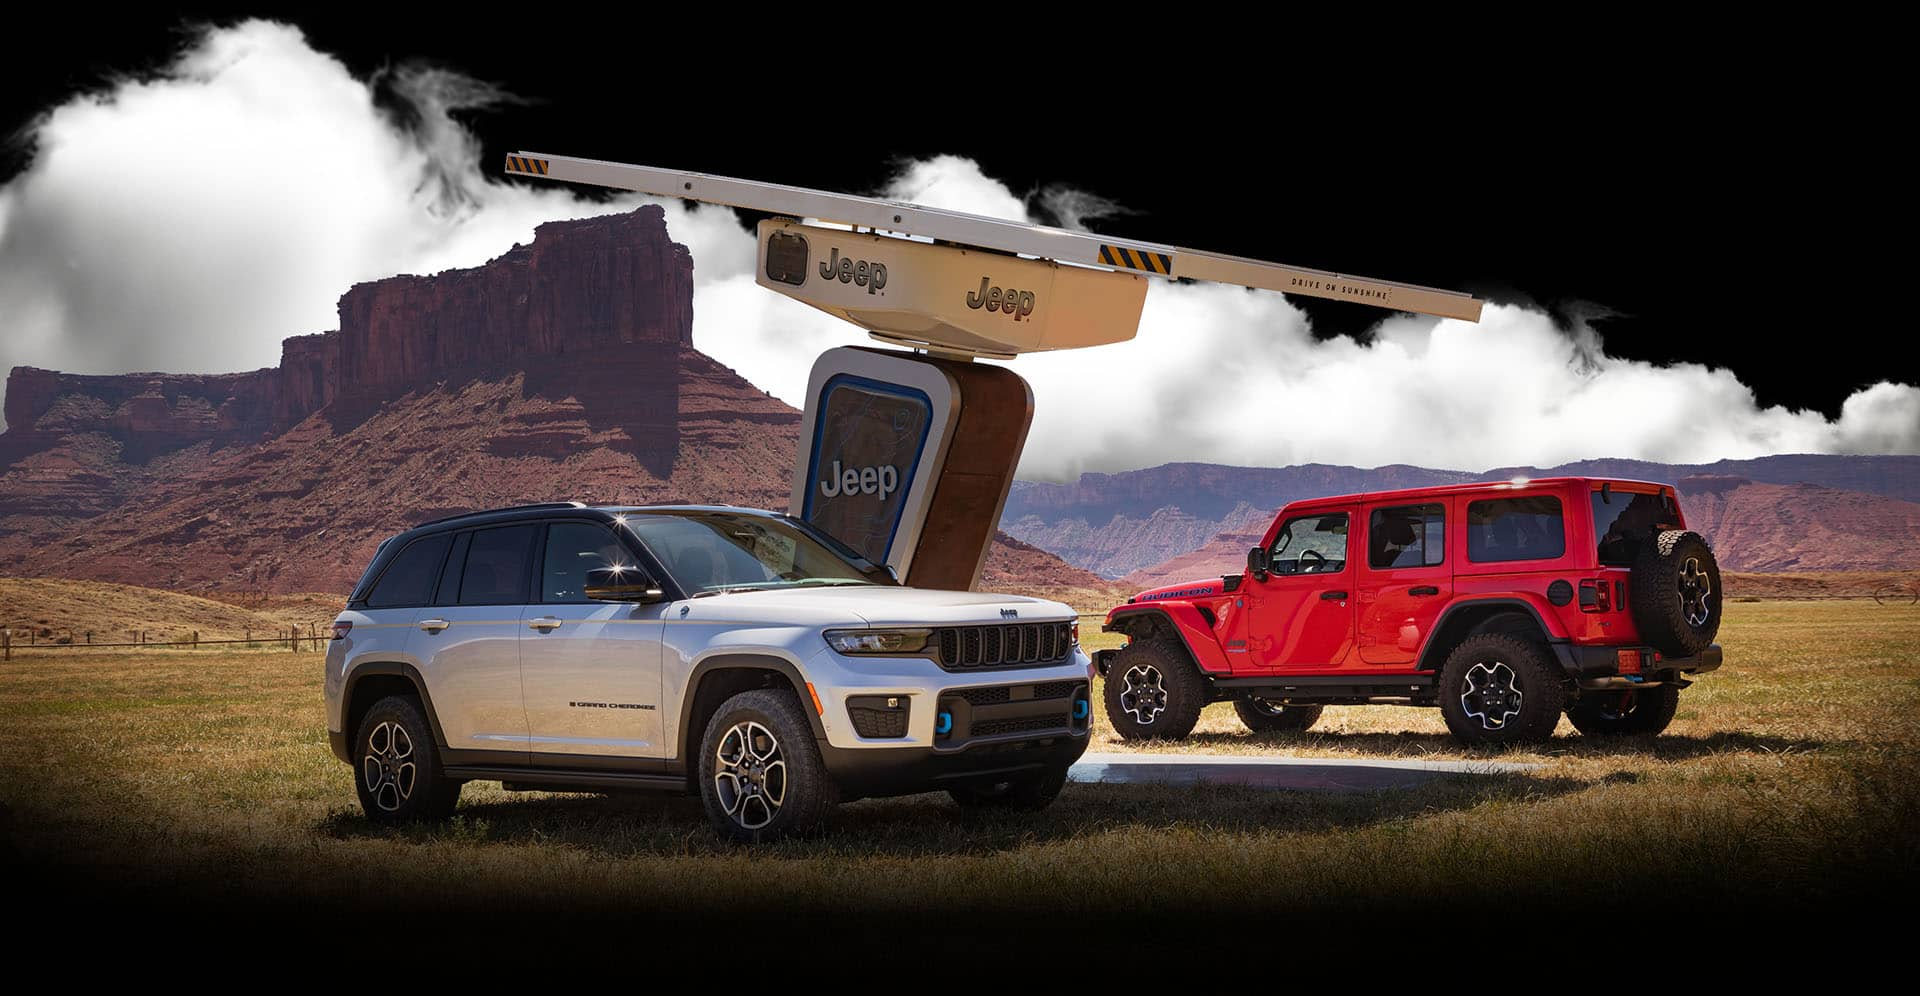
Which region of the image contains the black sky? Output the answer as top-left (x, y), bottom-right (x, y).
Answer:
top-left (4, 12), bottom-right (1905, 417)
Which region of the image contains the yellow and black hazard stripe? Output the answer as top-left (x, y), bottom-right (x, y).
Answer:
top-left (504, 155), bottom-right (551, 176)
top-left (1098, 244), bottom-right (1173, 275)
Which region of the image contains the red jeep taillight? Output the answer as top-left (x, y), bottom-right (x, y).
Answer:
top-left (1578, 579), bottom-right (1611, 613)
top-left (330, 621), bottom-right (353, 641)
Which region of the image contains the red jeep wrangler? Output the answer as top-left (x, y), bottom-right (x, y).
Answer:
top-left (1094, 478), bottom-right (1724, 745)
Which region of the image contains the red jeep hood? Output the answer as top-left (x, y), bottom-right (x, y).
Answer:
top-left (1130, 577), bottom-right (1227, 603)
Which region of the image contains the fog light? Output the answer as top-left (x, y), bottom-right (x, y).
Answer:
top-left (935, 711), bottom-right (953, 735)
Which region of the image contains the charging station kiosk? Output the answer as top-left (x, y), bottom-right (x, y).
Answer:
top-left (504, 153), bottom-right (1483, 589)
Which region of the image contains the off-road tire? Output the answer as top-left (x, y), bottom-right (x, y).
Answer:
top-left (354, 695), bottom-right (461, 823)
top-left (1102, 638), bottom-right (1207, 740)
top-left (1630, 529), bottom-right (1722, 657)
top-left (1232, 697), bottom-right (1323, 734)
top-left (947, 766), bottom-right (1070, 812)
top-left (698, 689), bottom-right (837, 843)
top-left (1566, 685), bottom-right (1681, 737)
top-left (1437, 633), bottom-right (1566, 745)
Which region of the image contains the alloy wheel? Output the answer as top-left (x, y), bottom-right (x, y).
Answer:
top-left (713, 721), bottom-right (787, 831)
top-left (1678, 556), bottom-right (1713, 627)
top-left (1120, 664), bottom-right (1170, 724)
top-left (361, 721), bottom-right (417, 813)
top-left (1460, 661), bottom-right (1523, 731)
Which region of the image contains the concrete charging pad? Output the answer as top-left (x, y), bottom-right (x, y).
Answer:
top-left (1068, 752), bottom-right (1541, 793)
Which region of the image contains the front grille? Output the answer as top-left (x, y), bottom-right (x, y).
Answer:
top-left (972, 715), bottom-right (1068, 738)
top-left (954, 686), bottom-right (1011, 706)
top-left (934, 622), bottom-right (1073, 671)
top-left (1032, 681), bottom-right (1078, 700)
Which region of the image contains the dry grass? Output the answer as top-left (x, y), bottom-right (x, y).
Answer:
top-left (0, 577), bottom-right (341, 645)
top-left (1, 600), bottom-right (1916, 937)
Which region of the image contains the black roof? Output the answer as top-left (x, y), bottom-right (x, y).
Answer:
top-left (404, 502), bottom-right (781, 536)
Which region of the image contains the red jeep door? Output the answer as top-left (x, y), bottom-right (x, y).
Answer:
top-left (1355, 500), bottom-right (1452, 665)
top-left (1239, 509), bottom-right (1356, 671)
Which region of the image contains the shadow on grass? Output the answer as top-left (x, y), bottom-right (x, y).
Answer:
top-left (316, 767), bottom-right (1591, 859)
top-left (1172, 729), bottom-right (1830, 760)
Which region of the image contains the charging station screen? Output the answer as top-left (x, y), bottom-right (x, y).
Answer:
top-left (802, 376), bottom-right (932, 565)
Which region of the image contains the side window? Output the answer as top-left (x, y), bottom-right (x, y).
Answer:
top-left (1468, 496), bottom-right (1566, 563)
top-left (433, 532), bottom-right (472, 606)
top-left (541, 523), bottom-right (634, 603)
top-left (1368, 503), bottom-right (1445, 570)
top-left (458, 525), bottom-right (536, 605)
top-left (1268, 513), bottom-right (1349, 575)
top-left (365, 534), bottom-right (451, 609)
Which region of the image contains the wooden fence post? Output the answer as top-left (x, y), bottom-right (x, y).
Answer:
top-left (192, 630), bottom-right (199, 649)
top-left (85, 630), bottom-right (91, 644)
top-left (4, 630), bottom-right (10, 662)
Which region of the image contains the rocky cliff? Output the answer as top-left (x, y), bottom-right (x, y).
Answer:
top-left (0, 207), bottom-right (740, 592)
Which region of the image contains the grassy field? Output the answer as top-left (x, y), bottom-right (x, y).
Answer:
top-left (2, 600), bottom-right (1916, 939)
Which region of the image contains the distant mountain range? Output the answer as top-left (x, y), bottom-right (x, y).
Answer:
top-left (1002, 456), bottom-right (1920, 580)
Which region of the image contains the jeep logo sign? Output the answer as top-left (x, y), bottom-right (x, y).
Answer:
top-left (819, 248), bottom-right (888, 295)
top-left (801, 376), bottom-right (933, 566)
top-left (965, 277), bottom-right (1035, 321)
top-left (818, 460), bottom-right (898, 500)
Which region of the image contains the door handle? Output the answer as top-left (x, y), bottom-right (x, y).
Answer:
top-left (1321, 591), bottom-right (1349, 601)
top-left (417, 619), bottom-right (449, 633)
top-left (1409, 586), bottom-right (1441, 597)
top-left (527, 617), bottom-right (563, 632)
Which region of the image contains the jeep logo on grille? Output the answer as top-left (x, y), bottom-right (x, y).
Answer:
top-left (1000, 608), bottom-right (1019, 619)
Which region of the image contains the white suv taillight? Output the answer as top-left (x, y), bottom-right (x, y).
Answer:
top-left (330, 621), bottom-right (353, 641)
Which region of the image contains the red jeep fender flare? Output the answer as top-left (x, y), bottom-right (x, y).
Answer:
top-left (1414, 595), bottom-right (1570, 671)
top-left (1102, 603), bottom-right (1233, 675)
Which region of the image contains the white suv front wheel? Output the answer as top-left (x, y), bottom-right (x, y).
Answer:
top-left (698, 689), bottom-right (837, 843)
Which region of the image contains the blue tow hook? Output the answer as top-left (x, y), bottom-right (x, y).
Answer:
top-left (935, 711), bottom-right (953, 735)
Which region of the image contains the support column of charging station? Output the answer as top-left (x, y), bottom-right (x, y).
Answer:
top-left (788, 347), bottom-right (1032, 591)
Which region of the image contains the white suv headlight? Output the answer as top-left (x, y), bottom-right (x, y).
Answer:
top-left (824, 628), bottom-right (932, 655)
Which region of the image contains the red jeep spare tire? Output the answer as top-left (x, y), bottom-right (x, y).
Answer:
top-left (1629, 530), bottom-right (1722, 657)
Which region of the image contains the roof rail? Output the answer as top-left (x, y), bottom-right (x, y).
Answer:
top-left (413, 502), bottom-right (587, 529)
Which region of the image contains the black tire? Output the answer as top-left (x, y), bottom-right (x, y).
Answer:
top-left (1232, 697), bottom-right (1323, 734)
top-left (946, 766), bottom-right (1070, 812)
top-left (1101, 639), bottom-right (1207, 740)
top-left (1630, 529), bottom-right (1722, 657)
top-left (354, 695), bottom-right (460, 823)
top-left (698, 689), bottom-right (837, 843)
top-left (1436, 633), bottom-right (1566, 745)
top-left (1566, 685), bottom-right (1680, 737)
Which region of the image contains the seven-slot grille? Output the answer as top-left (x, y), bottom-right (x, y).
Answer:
top-left (935, 621), bottom-right (1073, 670)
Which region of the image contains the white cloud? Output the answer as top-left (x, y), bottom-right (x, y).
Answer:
top-left (3, 20), bottom-right (1914, 481)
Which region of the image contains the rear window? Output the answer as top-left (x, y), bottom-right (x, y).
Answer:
top-left (458, 525), bottom-right (536, 605)
top-left (1369, 503), bottom-right (1445, 569)
top-left (365, 534), bottom-right (451, 608)
top-left (1592, 490), bottom-right (1677, 566)
top-left (1467, 496), bottom-right (1565, 563)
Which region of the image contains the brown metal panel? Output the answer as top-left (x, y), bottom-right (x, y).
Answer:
top-left (879, 351), bottom-right (1033, 592)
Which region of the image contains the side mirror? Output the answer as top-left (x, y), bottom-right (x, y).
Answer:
top-left (1246, 545), bottom-right (1270, 582)
top-left (585, 567), bottom-right (666, 603)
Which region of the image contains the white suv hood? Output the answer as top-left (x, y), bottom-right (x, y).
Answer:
top-left (682, 586), bottom-right (1074, 627)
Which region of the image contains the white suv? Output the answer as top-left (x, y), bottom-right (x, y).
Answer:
top-left (323, 503), bottom-right (1092, 841)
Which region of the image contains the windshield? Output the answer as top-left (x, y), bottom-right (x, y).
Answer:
top-left (620, 511), bottom-right (894, 595)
